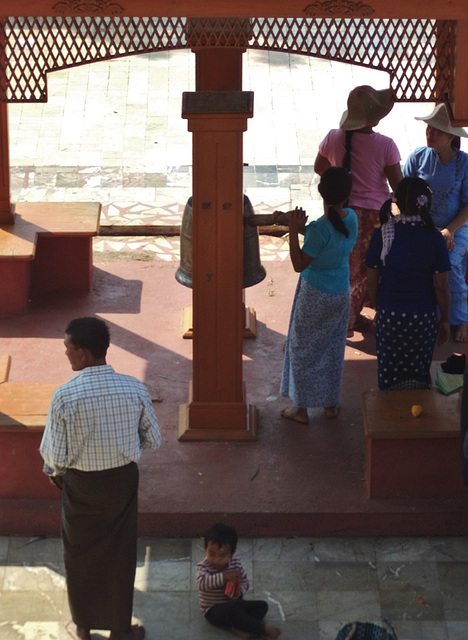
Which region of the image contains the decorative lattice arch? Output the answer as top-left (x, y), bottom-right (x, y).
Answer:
top-left (0, 16), bottom-right (453, 103)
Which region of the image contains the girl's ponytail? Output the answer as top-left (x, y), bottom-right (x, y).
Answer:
top-left (379, 198), bottom-right (394, 226)
top-left (343, 130), bottom-right (353, 171)
top-left (328, 205), bottom-right (349, 237)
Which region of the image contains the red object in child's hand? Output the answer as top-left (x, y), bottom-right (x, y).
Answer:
top-left (225, 581), bottom-right (241, 598)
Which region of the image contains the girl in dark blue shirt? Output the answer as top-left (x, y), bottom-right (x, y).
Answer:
top-left (365, 177), bottom-right (451, 390)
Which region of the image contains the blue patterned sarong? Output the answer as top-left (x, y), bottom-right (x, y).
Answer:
top-left (281, 277), bottom-right (350, 408)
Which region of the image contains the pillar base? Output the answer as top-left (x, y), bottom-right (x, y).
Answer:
top-left (0, 203), bottom-right (15, 225)
top-left (178, 403), bottom-right (257, 441)
top-left (178, 381), bottom-right (258, 441)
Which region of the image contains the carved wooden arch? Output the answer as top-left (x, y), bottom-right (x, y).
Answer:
top-left (0, 15), bottom-right (453, 105)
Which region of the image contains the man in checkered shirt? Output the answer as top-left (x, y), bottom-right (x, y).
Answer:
top-left (40, 316), bottom-right (162, 640)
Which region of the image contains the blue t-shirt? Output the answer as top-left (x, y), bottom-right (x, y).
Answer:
top-left (403, 147), bottom-right (468, 242)
top-left (300, 208), bottom-right (358, 294)
top-left (364, 220), bottom-right (451, 313)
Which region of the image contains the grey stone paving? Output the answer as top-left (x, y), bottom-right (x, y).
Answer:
top-left (1, 535), bottom-right (467, 640)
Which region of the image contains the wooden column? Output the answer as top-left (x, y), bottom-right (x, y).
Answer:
top-left (0, 104), bottom-right (14, 223)
top-left (195, 48), bottom-right (244, 91)
top-left (179, 91), bottom-right (256, 441)
top-left (0, 21), bottom-right (14, 224)
top-left (450, 20), bottom-right (468, 125)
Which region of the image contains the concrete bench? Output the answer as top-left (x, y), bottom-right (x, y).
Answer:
top-left (0, 201), bottom-right (101, 314)
top-left (0, 381), bottom-right (60, 500)
top-left (362, 389), bottom-right (464, 499)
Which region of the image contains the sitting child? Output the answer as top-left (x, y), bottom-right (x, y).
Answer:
top-left (196, 522), bottom-right (281, 639)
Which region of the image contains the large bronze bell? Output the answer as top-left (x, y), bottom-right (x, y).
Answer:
top-left (175, 195), bottom-right (266, 288)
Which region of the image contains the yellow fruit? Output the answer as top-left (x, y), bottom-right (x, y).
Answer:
top-left (411, 404), bottom-right (423, 418)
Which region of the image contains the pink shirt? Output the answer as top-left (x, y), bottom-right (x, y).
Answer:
top-left (318, 129), bottom-right (401, 210)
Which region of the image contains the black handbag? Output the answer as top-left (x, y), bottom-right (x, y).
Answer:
top-left (335, 621), bottom-right (398, 640)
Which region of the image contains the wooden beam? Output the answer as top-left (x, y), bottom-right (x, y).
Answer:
top-left (1, 0), bottom-right (468, 20)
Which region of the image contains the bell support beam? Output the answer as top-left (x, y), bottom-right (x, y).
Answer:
top-left (179, 90), bottom-right (257, 441)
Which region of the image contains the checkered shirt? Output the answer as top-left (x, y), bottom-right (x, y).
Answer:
top-left (40, 364), bottom-right (162, 475)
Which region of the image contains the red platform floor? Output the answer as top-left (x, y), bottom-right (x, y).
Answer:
top-left (1, 252), bottom-right (467, 539)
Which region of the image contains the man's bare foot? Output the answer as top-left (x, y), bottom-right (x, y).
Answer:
top-left (324, 406), bottom-right (340, 418)
top-left (66, 621), bottom-right (91, 640)
top-left (230, 628), bottom-right (254, 639)
top-left (263, 624), bottom-right (282, 639)
top-left (109, 624), bottom-right (145, 640)
top-left (280, 406), bottom-right (308, 424)
top-left (451, 324), bottom-right (466, 343)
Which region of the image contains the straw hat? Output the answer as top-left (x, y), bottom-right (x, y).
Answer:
top-left (339, 85), bottom-right (395, 131)
top-left (414, 103), bottom-right (468, 138)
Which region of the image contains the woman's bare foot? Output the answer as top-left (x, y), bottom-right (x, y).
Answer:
top-left (66, 622), bottom-right (91, 640)
top-left (109, 624), bottom-right (145, 640)
top-left (263, 624), bottom-right (282, 639)
top-left (324, 406), bottom-right (340, 418)
top-left (451, 324), bottom-right (466, 343)
top-left (280, 406), bottom-right (308, 424)
top-left (353, 314), bottom-right (375, 334)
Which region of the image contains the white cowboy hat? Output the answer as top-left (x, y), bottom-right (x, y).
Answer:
top-left (415, 103), bottom-right (468, 138)
top-left (339, 85), bottom-right (395, 131)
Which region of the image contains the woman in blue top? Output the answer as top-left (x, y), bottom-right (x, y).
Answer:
top-left (280, 167), bottom-right (358, 423)
top-left (403, 103), bottom-right (468, 343)
top-left (365, 178), bottom-right (451, 390)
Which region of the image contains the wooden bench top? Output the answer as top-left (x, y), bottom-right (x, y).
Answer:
top-left (362, 389), bottom-right (460, 439)
top-left (0, 381), bottom-right (57, 431)
top-left (0, 202), bottom-right (101, 260)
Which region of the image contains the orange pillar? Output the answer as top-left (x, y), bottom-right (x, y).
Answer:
top-left (195, 48), bottom-right (244, 91)
top-left (179, 91), bottom-right (256, 441)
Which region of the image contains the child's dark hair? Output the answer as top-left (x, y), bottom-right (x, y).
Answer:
top-left (204, 522), bottom-right (238, 554)
top-left (379, 177), bottom-right (435, 229)
top-left (318, 166), bottom-right (353, 237)
top-left (65, 317), bottom-right (110, 359)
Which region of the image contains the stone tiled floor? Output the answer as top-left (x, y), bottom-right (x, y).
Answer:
top-left (1, 535), bottom-right (468, 640)
top-left (10, 49), bottom-right (465, 256)
top-left (92, 235), bottom-right (291, 264)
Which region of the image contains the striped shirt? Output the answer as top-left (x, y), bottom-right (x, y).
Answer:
top-left (40, 364), bottom-right (162, 475)
top-left (197, 556), bottom-right (249, 614)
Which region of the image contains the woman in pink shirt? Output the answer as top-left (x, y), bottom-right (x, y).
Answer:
top-left (314, 85), bottom-right (403, 333)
